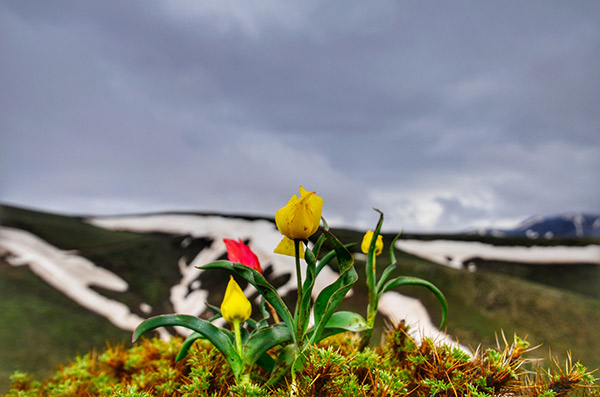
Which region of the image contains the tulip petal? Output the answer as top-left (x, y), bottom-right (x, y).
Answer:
top-left (223, 238), bottom-right (262, 273)
top-left (273, 236), bottom-right (304, 259)
top-left (275, 195), bottom-right (298, 237)
top-left (221, 276), bottom-right (252, 324)
top-left (275, 186), bottom-right (323, 241)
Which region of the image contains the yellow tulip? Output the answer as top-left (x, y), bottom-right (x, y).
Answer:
top-left (361, 230), bottom-right (383, 256)
top-left (275, 186), bottom-right (323, 241)
top-left (221, 276), bottom-right (251, 324)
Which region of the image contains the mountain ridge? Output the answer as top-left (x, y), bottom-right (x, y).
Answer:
top-left (470, 212), bottom-right (600, 238)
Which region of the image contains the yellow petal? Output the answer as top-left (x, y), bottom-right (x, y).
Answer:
top-left (289, 198), bottom-right (314, 239)
top-left (275, 187), bottom-right (323, 240)
top-left (273, 236), bottom-right (305, 259)
top-left (361, 230), bottom-right (383, 256)
top-left (275, 194), bottom-right (298, 238)
top-left (221, 276), bottom-right (252, 324)
top-left (299, 186), bottom-right (311, 197)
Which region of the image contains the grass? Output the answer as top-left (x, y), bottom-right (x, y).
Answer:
top-left (5, 325), bottom-right (599, 396)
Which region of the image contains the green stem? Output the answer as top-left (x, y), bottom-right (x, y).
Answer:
top-left (293, 239), bottom-right (303, 344)
top-left (294, 239), bottom-right (303, 301)
top-left (359, 299), bottom-right (377, 350)
top-left (360, 256), bottom-right (378, 350)
top-left (289, 238), bottom-right (305, 386)
top-left (233, 321), bottom-right (243, 360)
top-left (240, 373), bottom-right (251, 386)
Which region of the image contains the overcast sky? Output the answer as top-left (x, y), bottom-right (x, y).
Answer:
top-left (1, 1), bottom-right (599, 232)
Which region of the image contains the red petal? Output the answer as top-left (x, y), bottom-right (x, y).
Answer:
top-left (223, 238), bottom-right (262, 274)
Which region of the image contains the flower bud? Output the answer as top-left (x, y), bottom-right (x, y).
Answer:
top-left (221, 276), bottom-right (251, 324)
top-left (223, 238), bottom-right (262, 273)
top-left (361, 230), bottom-right (383, 256)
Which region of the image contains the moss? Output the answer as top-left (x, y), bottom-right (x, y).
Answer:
top-left (6, 323), bottom-right (598, 396)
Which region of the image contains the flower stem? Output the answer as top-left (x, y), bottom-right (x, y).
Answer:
top-left (233, 320), bottom-right (243, 359)
top-left (293, 240), bottom-right (302, 321)
top-left (293, 239), bottom-right (303, 343)
top-left (360, 256), bottom-right (378, 350)
top-left (294, 239), bottom-right (302, 300)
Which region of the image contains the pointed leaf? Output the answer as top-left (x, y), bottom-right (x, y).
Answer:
top-left (376, 264), bottom-right (396, 293)
top-left (243, 323), bottom-right (292, 368)
top-left (365, 209), bottom-right (384, 293)
top-left (132, 314), bottom-right (241, 376)
top-left (315, 243), bottom-right (356, 276)
top-left (380, 276), bottom-right (448, 328)
top-left (176, 332), bottom-right (203, 361)
top-left (388, 231), bottom-right (403, 266)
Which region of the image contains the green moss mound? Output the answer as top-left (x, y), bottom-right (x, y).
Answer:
top-left (6, 323), bottom-right (598, 396)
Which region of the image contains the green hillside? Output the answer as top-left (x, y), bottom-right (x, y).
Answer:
top-left (1, 204), bottom-right (599, 393)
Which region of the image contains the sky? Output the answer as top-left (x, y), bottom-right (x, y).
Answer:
top-left (1, 1), bottom-right (599, 232)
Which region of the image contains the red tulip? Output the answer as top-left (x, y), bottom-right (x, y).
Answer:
top-left (223, 238), bottom-right (262, 274)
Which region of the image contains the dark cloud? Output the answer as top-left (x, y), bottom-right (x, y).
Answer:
top-left (1, 0), bottom-right (599, 231)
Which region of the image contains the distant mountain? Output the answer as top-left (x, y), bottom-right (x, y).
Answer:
top-left (475, 213), bottom-right (600, 238)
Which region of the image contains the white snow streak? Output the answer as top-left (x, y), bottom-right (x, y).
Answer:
top-left (396, 239), bottom-right (600, 269)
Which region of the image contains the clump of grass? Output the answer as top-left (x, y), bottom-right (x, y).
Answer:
top-left (6, 323), bottom-right (598, 396)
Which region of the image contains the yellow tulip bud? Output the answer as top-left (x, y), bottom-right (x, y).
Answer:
top-left (275, 186), bottom-right (323, 241)
top-left (361, 230), bottom-right (383, 256)
top-left (221, 276), bottom-right (251, 324)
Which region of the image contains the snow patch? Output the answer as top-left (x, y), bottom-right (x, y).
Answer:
top-left (0, 227), bottom-right (168, 338)
top-left (396, 239), bottom-right (600, 269)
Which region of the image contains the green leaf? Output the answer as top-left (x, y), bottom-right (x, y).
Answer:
top-left (376, 231), bottom-right (403, 293)
top-left (266, 344), bottom-right (296, 387)
top-left (315, 243), bottom-right (356, 276)
top-left (376, 264), bottom-right (396, 293)
top-left (320, 216), bottom-right (329, 231)
top-left (324, 311), bottom-right (369, 332)
top-left (311, 233), bottom-right (327, 261)
top-left (176, 332), bottom-right (203, 361)
top-left (379, 276), bottom-right (448, 328)
top-left (310, 230), bottom-right (358, 343)
top-left (198, 261), bottom-right (297, 345)
top-left (255, 297), bottom-right (271, 330)
top-left (243, 323), bottom-right (292, 368)
top-left (388, 231), bottom-right (403, 266)
top-left (132, 314), bottom-right (242, 376)
top-left (365, 209), bottom-right (384, 294)
top-left (297, 247), bottom-right (317, 337)
top-left (255, 351), bottom-right (276, 373)
top-left (308, 311), bottom-right (369, 343)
